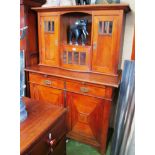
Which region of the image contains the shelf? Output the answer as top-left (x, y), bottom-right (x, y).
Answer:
top-left (60, 12), bottom-right (92, 46)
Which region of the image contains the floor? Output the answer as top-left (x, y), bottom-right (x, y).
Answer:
top-left (66, 138), bottom-right (111, 155)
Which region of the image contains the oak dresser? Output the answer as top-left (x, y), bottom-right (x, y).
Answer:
top-left (25, 4), bottom-right (130, 154)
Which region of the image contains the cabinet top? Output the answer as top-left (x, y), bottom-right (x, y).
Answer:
top-left (20, 97), bottom-right (67, 154)
top-left (32, 3), bottom-right (130, 13)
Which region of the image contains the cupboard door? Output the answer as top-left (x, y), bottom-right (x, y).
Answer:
top-left (92, 15), bottom-right (120, 75)
top-left (61, 45), bottom-right (91, 71)
top-left (39, 15), bottom-right (59, 67)
top-left (67, 92), bottom-right (104, 147)
top-left (30, 83), bottom-right (64, 107)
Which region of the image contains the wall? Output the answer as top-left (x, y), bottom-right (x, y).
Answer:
top-left (120, 0), bottom-right (135, 69)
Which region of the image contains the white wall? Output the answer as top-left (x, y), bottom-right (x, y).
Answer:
top-left (120, 0), bottom-right (135, 68)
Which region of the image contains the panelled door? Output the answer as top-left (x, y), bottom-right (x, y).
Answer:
top-left (39, 14), bottom-right (60, 66)
top-left (30, 83), bottom-right (64, 107)
top-left (92, 15), bottom-right (120, 75)
top-left (67, 92), bottom-right (104, 147)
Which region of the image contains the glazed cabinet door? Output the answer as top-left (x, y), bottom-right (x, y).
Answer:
top-left (30, 83), bottom-right (64, 107)
top-left (61, 45), bottom-right (91, 71)
top-left (66, 92), bottom-right (104, 147)
top-left (92, 15), bottom-right (121, 75)
top-left (38, 14), bottom-right (60, 67)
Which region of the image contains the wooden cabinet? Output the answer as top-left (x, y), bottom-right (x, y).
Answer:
top-left (25, 4), bottom-right (130, 155)
top-left (20, 97), bottom-right (67, 155)
top-left (92, 12), bottom-right (122, 75)
top-left (38, 13), bottom-right (60, 66)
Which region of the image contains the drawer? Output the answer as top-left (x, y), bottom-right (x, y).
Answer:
top-left (28, 115), bottom-right (66, 155)
top-left (66, 81), bottom-right (106, 98)
top-left (29, 73), bottom-right (64, 89)
top-left (50, 136), bottom-right (66, 155)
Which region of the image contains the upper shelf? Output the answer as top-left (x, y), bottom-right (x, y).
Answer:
top-left (31, 3), bottom-right (131, 13)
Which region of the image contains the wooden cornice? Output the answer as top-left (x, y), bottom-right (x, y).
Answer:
top-left (32, 3), bottom-right (131, 13)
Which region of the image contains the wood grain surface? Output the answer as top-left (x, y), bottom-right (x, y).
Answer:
top-left (25, 65), bottom-right (121, 87)
top-left (20, 97), bottom-right (67, 154)
top-left (31, 3), bottom-right (130, 13)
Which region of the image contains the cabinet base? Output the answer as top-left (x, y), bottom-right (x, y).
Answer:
top-left (67, 132), bottom-right (102, 154)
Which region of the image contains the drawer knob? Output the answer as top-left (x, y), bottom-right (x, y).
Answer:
top-left (46, 135), bottom-right (56, 153)
top-left (43, 80), bottom-right (52, 85)
top-left (80, 87), bottom-right (89, 93)
top-left (49, 139), bottom-right (56, 153)
top-left (49, 139), bottom-right (56, 146)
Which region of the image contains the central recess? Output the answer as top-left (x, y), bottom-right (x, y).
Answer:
top-left (60, 12), bottom-right (92, 71)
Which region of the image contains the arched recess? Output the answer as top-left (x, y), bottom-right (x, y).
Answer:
top-left (60, 12), bottom-right (92, 45)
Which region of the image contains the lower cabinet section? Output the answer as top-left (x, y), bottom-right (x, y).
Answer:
top-left (28, 73), bottom-right (113, 154)
top-left (30, 83), bottom-right (64, 107)
top-left (66, 92), bottom-right (111, 154)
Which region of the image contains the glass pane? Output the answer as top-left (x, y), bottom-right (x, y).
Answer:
top-left (80, 52), bottom-right (86, 65)
top-left (74, 52), bottom-right (79, 64)
top-left (51, 21), bottom-right (54, 32)
top-left (44, 21), bottom-right (47, 32)
top-left (68, 52), bottom-right (72, 64)
top-left (109, 21), bottom-right (113, 34)
top-left (99, 21), bottom-right (104, 34)
top-left (63, 51), bottom-right (67, 64)
top-left (99, 21), bottom-right (113, 35)
top-left (104, 21), bottom-right (109, 34)
top-left (48, 22), bottom-right (51, 31)
top-left (44, 21), bottom-right (54, 32)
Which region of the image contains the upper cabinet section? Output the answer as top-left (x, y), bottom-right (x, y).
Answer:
top-left (34, 4), bottom-right (130, 76)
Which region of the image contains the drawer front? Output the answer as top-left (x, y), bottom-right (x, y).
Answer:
top-left (28, 115), bottom-right (66, 155)
top-left (66, 81), bottom-right (106, 98)
top-left (29, 73), bottom-right (64, 89)
top-left (50, 136), bottom-right (66, 155)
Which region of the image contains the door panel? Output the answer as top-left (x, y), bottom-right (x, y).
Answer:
top-left (67, 92), bottom-right (104, 144)
top-left (30, 83), bottom-right (64, 107)
top-left (39, 15), bottom-right (59, 66)
top-left (61, 45), bottom-right (91, 71)
top-left (92, 15), bottom-right (119, 74)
